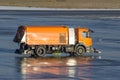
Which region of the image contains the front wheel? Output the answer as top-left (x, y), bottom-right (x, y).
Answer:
top-left (75, 46), bottom-right (85, 55)
top-left (35, 46), bottom-right (46, 57)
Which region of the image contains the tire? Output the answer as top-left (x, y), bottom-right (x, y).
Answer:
top-left (26, 50), bottom-right (34, 56)
top-left (35, 46), bottom-right (46, 57)
top-left (75, 46), bottom-right (85, 56)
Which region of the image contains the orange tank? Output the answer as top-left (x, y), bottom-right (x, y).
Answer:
top-left (25, 26), bottom-right (68, 45)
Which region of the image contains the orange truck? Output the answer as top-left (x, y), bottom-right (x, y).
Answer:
top-left (13, 25), bottom-right (100, 57)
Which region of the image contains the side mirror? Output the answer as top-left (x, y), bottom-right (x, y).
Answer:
top-left (89, 29), bottom-right (94, 33)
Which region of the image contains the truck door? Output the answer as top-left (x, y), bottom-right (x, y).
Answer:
top-left (81, 31), bottom-right (92, 47)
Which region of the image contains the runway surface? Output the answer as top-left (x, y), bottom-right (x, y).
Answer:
top-left (0, 10), bottom-right (120, 80)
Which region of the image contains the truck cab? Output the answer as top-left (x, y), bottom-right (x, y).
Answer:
top-left (77, 27), bottom-right (92, 47)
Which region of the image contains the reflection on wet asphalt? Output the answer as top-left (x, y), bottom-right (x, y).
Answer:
top-left (20, 56), bottom-right (93, 80)
top-left (0, 11), bottom-right (120, 80)
top-left (16, 56), bottom-right (120, 80)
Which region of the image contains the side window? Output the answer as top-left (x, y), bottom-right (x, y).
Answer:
top-left (82, 32), bottom-right (87, 38)
top-left (82, 32), bottom-right (90, 38)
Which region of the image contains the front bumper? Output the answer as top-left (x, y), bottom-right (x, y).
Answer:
top-left (86, 47), bottom-right (101, 53)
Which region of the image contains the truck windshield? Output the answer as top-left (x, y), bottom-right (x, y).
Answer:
top-left (82, 31), bottom-right (91, 38)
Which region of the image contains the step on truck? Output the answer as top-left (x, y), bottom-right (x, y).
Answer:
top-left (13, 25), bottom-right (100, 57)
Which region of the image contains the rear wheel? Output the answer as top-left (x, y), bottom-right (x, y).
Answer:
top-left (76, 46), bottom-right (85, 55)
top-left (35, 46), bottom-right (46, 57)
